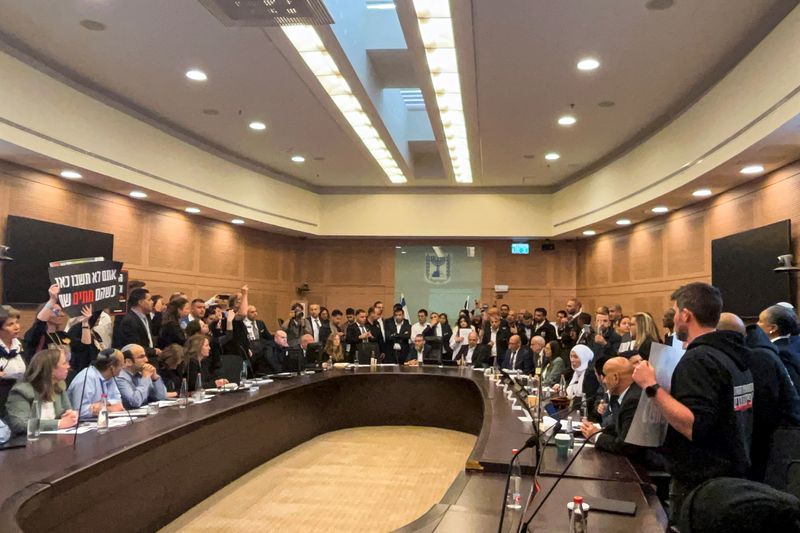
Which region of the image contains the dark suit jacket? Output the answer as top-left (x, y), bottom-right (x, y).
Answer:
top-left (595, 383), bottom-right (643, 456)
top-left (774, 336), bottom-right (800, 397)
top-left (454, 344), bottom-right (492, 367)
top-left (599, 328), bottom-right (622, 356)
top-left (499, 347), bottom-right (535, 374)
top-left (384, 318), bottom-right (412, 363)
top-left (481, 325), bottom-right (510, 361)
top-left (407, 345), bottom-right (432, 363)
top-left (254, 319), bottom-right (271, 340)
top-left (422, 323), bottom-right (453, 357)
top-left (157, 321), bottom-right (186, 350)
top-left (115, 311), bottom-right (157, 359)
top-left (533, 321), bottom-right (557, 344)
top-left (346, 322), bottom-right (372, 359)
top-left (366, 319), bottom-right (385, 355)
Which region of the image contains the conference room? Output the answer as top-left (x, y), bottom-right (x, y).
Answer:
top-left (1, 0), bottom-right (800, 531)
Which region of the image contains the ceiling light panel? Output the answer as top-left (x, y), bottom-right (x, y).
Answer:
top-left (282, 25), bottom-right (407, 184)
top-left (413, 0), bottom-right (473, 184)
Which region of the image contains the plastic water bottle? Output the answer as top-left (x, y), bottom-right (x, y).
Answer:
top-left (370, 349), bottom-right (377, 369)
top-left (567, 495), bottom-right (590, 532)
top-left (27, 399), bottom-right (41, 441)
top-left (566, 416), bottom-right (575, 450)
top-left (97, 394), bottom-right (109, 434)
top-left (240, 361), bottom-right (248, 387)
top-left (580, 395), bottom-right (588, 419)
top-left (506, 448), bottom-right (522, 510)
top-left (559, 374), bottom-right (567, 395)
top-left (179, 377), bottom-right (188, 408)
top-left (193, 372), bottom-right (204, 401)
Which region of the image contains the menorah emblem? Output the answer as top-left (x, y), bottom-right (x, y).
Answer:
top-left (425, 253), bottom-right (451, 284)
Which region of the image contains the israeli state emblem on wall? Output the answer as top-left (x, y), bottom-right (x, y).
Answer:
top-left (425, 253), bottom-right (451, 284)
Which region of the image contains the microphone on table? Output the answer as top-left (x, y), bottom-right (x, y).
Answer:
top-left (519, 427), bottom-right (607, 533)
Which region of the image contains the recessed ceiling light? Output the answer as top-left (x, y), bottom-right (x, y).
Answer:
top-left (740, 164), bottom-right (764, 175)
top-left (231, 218), bottom-right (245, 225)
top-left (401, 250), bottom-right (407, 254)
top-left (248, 121), bottom-right (267, 131)
top-left (291, 155), bottom-right (306, 163)
top-left (185, 207), bottom-right (201, 214)
top-left (692, 188), bottom-right (712, 197)
top-left (598, 100), bottom-right (615, 108)
top-left (577, 57), bottom-right (600, 71)
top-left (557, 115), bottom-right (577, 126)
top-left (646, 0), bottom-right (675, 10)
top-left (545, 152), bottom-right (561, 161)
top-left (129, 191), bottom-right (148, 199)
top-left (59, 170), bottom-right (82, 179)
top-left (616, 218), bottom-right (632, 226)
top-left (651, 206), bottom-right (669, 214)
top-left (395, 245), bottom-right (402, 249)
top-left (202, 108), bottom-right (219, 116)
top-left (582, 230), bottom-right (596, 236)
top-left (185, 69), bottom-right (207, 82)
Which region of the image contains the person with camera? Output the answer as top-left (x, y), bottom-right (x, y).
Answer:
top-left (284, 303), bottom-right (308, 348)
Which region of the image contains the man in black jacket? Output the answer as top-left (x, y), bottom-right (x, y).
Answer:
top-left (499, 334), bottom-right (534, 373)
top-left (722, 314), bottom-right (800, 482)
top-left (758, 304), bottom-right (800, 396)
top-left (346, 309), bottom-right (374, 363)
top-left (582, 357), bottom-right (645, 457)
top-left (532, 308), bottom-right (557, 344)
top-left (114, 288), bottom-right (160, 362)
top-left (481, 315), bottom-right (510, 366)
top-left (384, 307), bottom-right (411, 364)
top-left (593, 307), bottom-right (622, 356)
top-left (633, 283), bottom-right (754, 524)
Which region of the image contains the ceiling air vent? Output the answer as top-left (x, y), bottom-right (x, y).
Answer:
top-left (199, 0), bottom-right (334, 27)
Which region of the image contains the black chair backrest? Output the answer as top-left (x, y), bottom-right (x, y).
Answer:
top-left (0, 378), bottom-right (14, 419)
top-left (765, 427), bottom-right (800, 491)
top-left (788, 461), bottom-right (800, 501)
top-left (219, 354), bottom-right (245, 383)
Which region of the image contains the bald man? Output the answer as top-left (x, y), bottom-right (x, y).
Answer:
top-left (719, 312), bottom-right (800, 481)
top-left (500, 334), bottom-right (534, 373)
top-left (581, 357), bottom-right (645, 457)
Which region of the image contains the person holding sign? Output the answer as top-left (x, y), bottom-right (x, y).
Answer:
top-left (23, 284), bottom-right (71, 363)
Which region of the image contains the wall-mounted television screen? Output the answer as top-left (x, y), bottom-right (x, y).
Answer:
top-left (711, 220), bottom-right (793, 319)
top-left (3, 216), bottom-right (114, 305)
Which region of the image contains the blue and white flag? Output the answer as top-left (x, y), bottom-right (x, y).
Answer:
top-left (400, 293), bottom-right (410, 321)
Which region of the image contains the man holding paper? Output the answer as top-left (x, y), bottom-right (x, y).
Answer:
top-left (632, 282), bottom-right (754, 523)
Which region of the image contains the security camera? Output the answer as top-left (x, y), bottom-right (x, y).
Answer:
top-left (774, 254), bottom-right (800, 272)
top-left (0, 245), bottom-right (12, 262)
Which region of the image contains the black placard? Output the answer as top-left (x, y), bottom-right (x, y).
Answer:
top-left (48, 258), bottom-right (124, 317)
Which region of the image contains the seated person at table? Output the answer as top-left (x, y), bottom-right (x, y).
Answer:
top-left (66, 348), bottom-right (126, 419)
top-left (0, 305), bottom-right (26, 381)
top-left (551, 344), bottom-right (594, 399)
top-left (405, 334), bottom-right (431, 366)
top-left (500, 334), bottom-right (534, 373)
top-left (157, 344), bottom-right (185, 396)
top-left (323, 332), bottom-right (345, 365)
top-left (116, 344), bottom-right (167, 408)
top-left (185, 334), bottom-right (228, 391)
top-left (6, 348), bottom-right (78, 434)
top-left (540, 340), bottom-right (567, 387)
top-left (529, 335), bottom-right (546, 368)
top-left (267, 330), bottom-right (289, 374)
top-left (453, 331), bottom-right (490, 367)
top-left (580, 357), bottom-right (643, 456)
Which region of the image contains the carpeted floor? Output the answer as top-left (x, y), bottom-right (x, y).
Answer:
top-left (160, 425), bottom-right (477, 532)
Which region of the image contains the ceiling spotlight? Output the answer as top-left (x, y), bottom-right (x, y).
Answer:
top-left (557, 115), bottom-right (577, 126)
top-left (185, 207), bottom-right (201, 214)
top-left (291, 155), bottom-right (306, 163)
top-left (395, 245), bottom-right (402, 249)
top-left (692, 188), bottom-right (712, 197)
top-left (59, 170), bottom-right (82, 179)
top-left (582, 230), bottom-right (596, 236)
top-left (185, 69), bottom-right (207, 81)
top-left (545, 152), bottom-right (561, 161)
top-left (740, 164), bottom-right (764, 175)
top-left (616, 218), bottom-right (632, 226)
top-left (651, 206), bottom-right (669, 214)
top-left (401, 250), bottom-right (407, 254)
top-left (577, 57), bottom-right (600, 71)
top-left (129, 191), bottom-right (148, 199)
top-left (249, 121), bottom-right (267, 131)
top-left (231, 218), bottom-right (245, 225)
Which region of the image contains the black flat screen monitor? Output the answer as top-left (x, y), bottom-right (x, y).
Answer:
top-left (3, 216), bottom-right (114, 305)
top-left (711, 220), bottom-right (793, 319)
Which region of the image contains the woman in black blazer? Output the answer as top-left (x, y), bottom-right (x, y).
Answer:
top-left (157, 297), bottom-right (190, 350)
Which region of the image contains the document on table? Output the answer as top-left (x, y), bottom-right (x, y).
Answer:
top-left (40, 425), bottom-right (94, 435)
top-left (109, 408), bottom-right (148, 417)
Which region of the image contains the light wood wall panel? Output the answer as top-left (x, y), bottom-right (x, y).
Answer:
top-left (577, 163), bottom-right (800, 328)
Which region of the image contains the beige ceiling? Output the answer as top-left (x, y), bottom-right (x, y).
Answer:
top-left (0, 0), bottom-right (796, 191)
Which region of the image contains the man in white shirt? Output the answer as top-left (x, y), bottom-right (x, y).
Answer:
top-left (305, 304), bottom-right (323, 344)
top-left (410, 309), bottom-right (429, 340)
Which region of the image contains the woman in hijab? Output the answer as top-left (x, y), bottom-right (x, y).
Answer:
top-left (556, 344), bottom-right (594, 399)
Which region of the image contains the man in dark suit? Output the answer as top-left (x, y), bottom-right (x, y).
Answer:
top-left (532, 308), bottom-right (557, 344)
top-left (499, 335), bottom-right (534, 374)
top-left (384, 307), bottom-right (411, 364)
top-left (481, 315), bottom-right (510, 366)
top-left (581, 357), bottom-right (645, 457)
top-left (423, 312), bottom-right (453, 361)
top-left (244, 305), bottom-right (272, 374)
top-left (454, 331), bottom-right (492, 367)
top-left (366, 306), bottom-right (386, 359)
top-left (304, 303), bottom-right (324, 345)
top-left (406, 334), bottom-right (431, 365)
top-left (758, 304), bottom-right (800, 396)
top-left (114, 288), bottom-right (160, 363)
top-left (266, 330), bottom-right (289, 374)
top-left (593, 307), bottom-right (622, 356)
top-left (346, 309), bottom-right (374, 363)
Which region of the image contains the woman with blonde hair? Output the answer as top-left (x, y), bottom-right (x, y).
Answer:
top-left (323, 332), bottom-right (345, 364)
top-left (621, 312), bottom-right (663, 362)
top-left (6, 348), bottom-right (77, 434)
